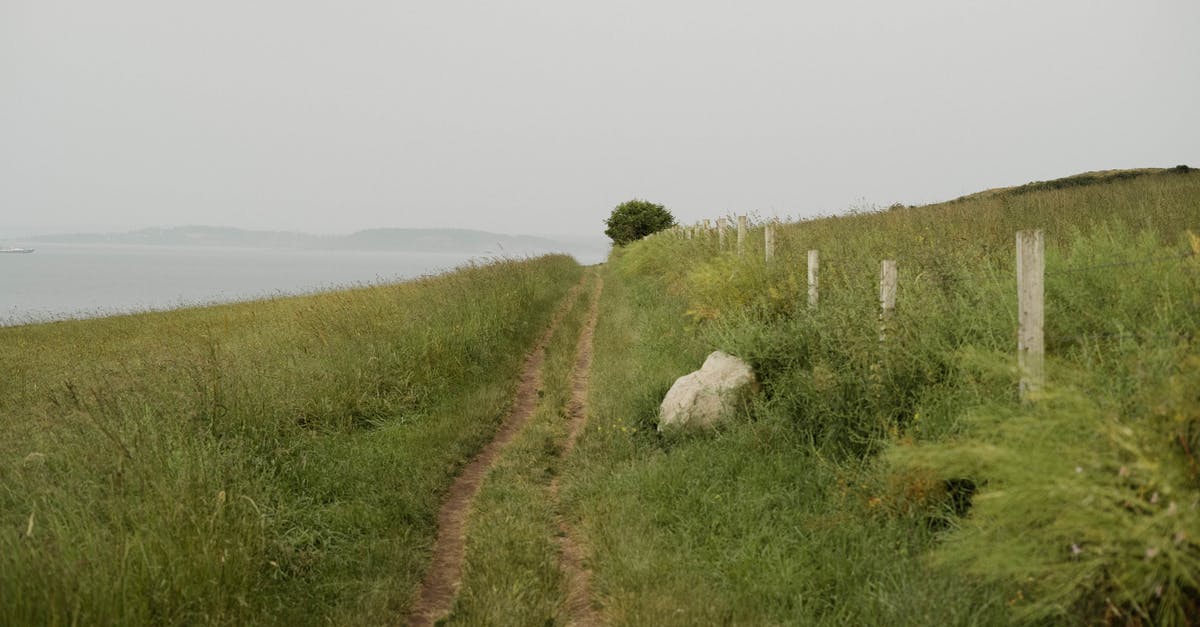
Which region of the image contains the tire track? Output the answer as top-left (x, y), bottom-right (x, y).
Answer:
top-left (405, 277), bottom-right (586, 627)
top-left (551, 275), bottom-right (604, 627)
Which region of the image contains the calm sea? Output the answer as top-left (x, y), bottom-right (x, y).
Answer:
top-left (0, 244), bottom-right (580, 326)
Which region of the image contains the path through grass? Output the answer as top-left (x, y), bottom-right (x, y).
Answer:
top-left (449, 271), bottom-right (604, 625)
top-left (0, 256), bottom-right (581, 625)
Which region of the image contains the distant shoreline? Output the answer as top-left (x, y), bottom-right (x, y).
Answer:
top-left (0, 246), bottom-right (599, 328)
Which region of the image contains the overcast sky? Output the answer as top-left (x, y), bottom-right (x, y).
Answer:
top-left (3, 1), bottom-right (1198, 237)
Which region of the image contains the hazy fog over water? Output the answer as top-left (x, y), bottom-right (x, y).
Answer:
top-left (3, 1), bottom-right (1198, 238)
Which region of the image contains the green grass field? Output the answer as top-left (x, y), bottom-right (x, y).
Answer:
top-left (0, 256), bottom-right (582, 625)
top-left (4, 168), bottom-right (1200, 625)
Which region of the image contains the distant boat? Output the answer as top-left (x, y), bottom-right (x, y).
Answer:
top-left (0, 247), bottom-right (34, 253)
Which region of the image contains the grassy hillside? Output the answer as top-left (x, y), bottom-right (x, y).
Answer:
top-left (951, 165), bottom-right (1192, 202)
top-left (564, 170), bottom-right (1200, 624)
top-left (0, 256), bottom-right (581, 625)
top-left (4, 169), bottom-right (1199, 625)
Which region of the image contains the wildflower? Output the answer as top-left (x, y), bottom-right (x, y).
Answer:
top-left (1146, 546), bottom-right (1160, 559)
top-left (1071, 543), bottom-right (1082, 555)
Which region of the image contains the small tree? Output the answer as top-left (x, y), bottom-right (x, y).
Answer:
top-left (604, 199), bottom-right (675, 246)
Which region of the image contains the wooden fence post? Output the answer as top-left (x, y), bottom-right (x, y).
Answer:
top-left (1017, 229), bottom-right (1045, 400)
top-left (764, 223), bottom-right (776, 263)
top-left (807, 250), bottom-right (819, 309)
top-left (717, 217), bottom-right (727, 250)
top-left (737, 215), bottom-right (747, 255)
top-left (879, 260), bottom-right (897, 341)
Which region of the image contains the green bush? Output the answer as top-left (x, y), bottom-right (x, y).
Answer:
top-left (888, 367), bottom-right (1200, 625)
top-left (604, 199), bottom-right (675, 246)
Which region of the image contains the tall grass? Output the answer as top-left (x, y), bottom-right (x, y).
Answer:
top-left (568, 171), bottom-right (1200, 624)
top-left (0, 255), bottom-right (581, 625)
top-left (566, 264), bottom-right (1013, 625)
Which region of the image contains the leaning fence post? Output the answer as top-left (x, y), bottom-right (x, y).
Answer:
top-left (764, 223), bottom-right (776, 263)
top-left (1017, 229), bottom-right (1045, 400)
top-left (717, 217), bottom-right (727, 250)
top-left (879, 260), bottom-right (897, 341)
top-left (807, 250), bottom-right (819, 309)
top-left (737, 215), bottom-right (747, 255)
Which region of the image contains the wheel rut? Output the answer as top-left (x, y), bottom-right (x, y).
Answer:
top-left (551, 275), bottom-right (604, 626)
top-left (404, 277), bottom-right (586, 627)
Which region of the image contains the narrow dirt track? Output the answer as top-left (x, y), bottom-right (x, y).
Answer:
top-left (551, 275), bottom-right (604, 627)
top-left (405, 278), bottom-right (585, 627)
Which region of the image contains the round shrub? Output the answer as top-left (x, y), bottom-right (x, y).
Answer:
top-left (604, 199), bottom-right (675, 246)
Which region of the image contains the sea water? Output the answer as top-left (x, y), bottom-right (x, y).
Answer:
top-left (0, 244), bottom-right (581, 325)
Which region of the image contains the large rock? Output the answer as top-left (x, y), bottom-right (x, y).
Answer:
top-left (658, 351), bottom-right (758, 431)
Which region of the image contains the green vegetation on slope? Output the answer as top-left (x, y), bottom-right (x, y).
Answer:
top-left (566, 171), bottom-right (1200, 624)
top-left (949, 165), bottom-right (1193, 202)
top-left (0, 256), bottom-right (581, 625)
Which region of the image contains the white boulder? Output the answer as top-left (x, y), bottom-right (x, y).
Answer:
top-left (658, 351), bottom-right (758, 431)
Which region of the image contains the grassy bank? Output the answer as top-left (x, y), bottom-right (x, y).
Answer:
top-left (0, 255), bottom-right (581, 625)
top-left (566, 170), bottom-right (1200, 624)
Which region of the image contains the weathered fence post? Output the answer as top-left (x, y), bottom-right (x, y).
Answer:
top-left (717, 217), bottom-right (727, 250)
top-left (1017, 229), bottom-right (1045, 400)
top-left (737, 215), bottom-right (747, 255)
top-left (807, 250), bottom-right (819, 309)
top-left (764, 223), bottom-right (776, 263)
top-left (879, 260), bottom-right (897, 341)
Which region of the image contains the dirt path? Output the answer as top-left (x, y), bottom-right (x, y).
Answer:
top-left (405, 278), bottom-right (585, 627)
top-left (551, 275), bottom-right (604, 626)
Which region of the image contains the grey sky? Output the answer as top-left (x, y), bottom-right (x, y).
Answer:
top-left (3, 1), bottom-right (1198, 237)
